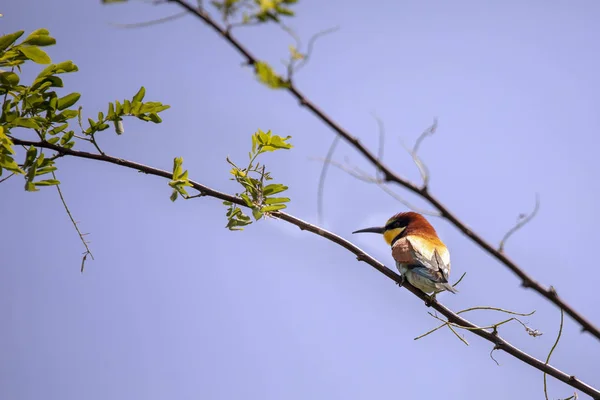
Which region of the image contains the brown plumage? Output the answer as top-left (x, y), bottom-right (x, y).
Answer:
top-left (353, 211), bottom-right (458, 295)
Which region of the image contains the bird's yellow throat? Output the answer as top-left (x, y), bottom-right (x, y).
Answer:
top-left (383, 227), bottom-right (405, 245)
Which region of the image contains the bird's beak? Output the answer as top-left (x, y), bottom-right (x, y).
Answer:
top-left (352, 226), bottom-right (385, 234)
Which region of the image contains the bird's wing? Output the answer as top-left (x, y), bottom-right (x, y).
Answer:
top-left (406, 236), bottom-right (452, 283)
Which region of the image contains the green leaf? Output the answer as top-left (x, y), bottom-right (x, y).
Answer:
top-left (262, 183), bottom-right (288, 196)
top-left (275, 6), bottom-right (294, 16)
top-left (252, 208), bottom-right (263, 220)
top-left (254, 61), bottom-right (288, 89)
top-left (132, 86), bottom-right (145, 103)
top-left (107, 102), bottom-right (115, 118)
top-left (18, 46), bottom-right (51, 64)
top-left (32, 75), bottom-right (64, 91)
top-left (29, 29), bottom-right (50, 36)
top-left (264, 196), bottom-right (290, 204)
top-left (12, 117), bottom-right (41, 129)
top-left (170, 190), bottom-right (179, 202)
top-left (259, 134), bottom-right (293, 152)
top-left (34, 179), bottom-right (60, 186)
top-left (53, 60), bottom-right (78, 74)
top-left (56, 92), bottom-right (80, 110)
top-left (47, 137), bottom-right (60, 144)
top-left (49, 123), bottom-right (68, 135)
top-left (131, 101), bottom-right (142, 115)
top-left (25, 181), bottom-right (38, 192)
top-left (240, 193), bottom-right (253, 207)
top-left (0, 71), bottom-right (19, 85)
top-left (172, 157), bottom-right (183, 178)
top-left (22, 34), bottom-right (56, 47)
top-left (262, 204), bottom-right (286, 212)
top-left (147, 113), bottom-right (162, 123)
top-left (0, 31), bottom-right (24, 52)
top-left (35, 152), bottom-right (46, 167)
top-left (36, 165), bottom-right (57, 176)
top-left (0, 154), bottom-right (22, 174)
top-left (60, 130), bottom-right (74, 145)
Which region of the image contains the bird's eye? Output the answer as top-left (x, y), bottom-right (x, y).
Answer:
top-left (394, 221), bottom-right (401, 228)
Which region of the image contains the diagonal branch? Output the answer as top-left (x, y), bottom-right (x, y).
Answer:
top-left (165, 0), bottom-right (600, 341)
top-left (9, 136), bottom-right (600, 400)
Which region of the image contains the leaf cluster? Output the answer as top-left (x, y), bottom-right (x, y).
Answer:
top-left (211, 0), bottom-right (297, 26)
top-left (223, 129), bottom-right (292, 230)
top-left (0, 29), bottom-right (170, 191)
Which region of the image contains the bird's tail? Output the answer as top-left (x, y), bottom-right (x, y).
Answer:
top-left (440, 282), bottom-right (458, 294)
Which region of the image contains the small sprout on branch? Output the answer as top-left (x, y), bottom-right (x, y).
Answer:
top-left (212, 0), bottom-right (298, 28)
top-left (280, 24), bottom-right (339, 80)
top-left (254, 61), bottom-right (289, 89)
top-left (224, 129), bottom-right (292, 230)
top-left (169, 157), bottom-right (193, 201)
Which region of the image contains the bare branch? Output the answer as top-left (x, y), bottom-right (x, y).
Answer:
top-left (165, 0), bottom-right (600, 340)
top-left (499, 193), bottom-right (541, 253)
top-left (9, 135), bottom-right (600, 399)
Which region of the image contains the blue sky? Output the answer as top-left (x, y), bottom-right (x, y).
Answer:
top-left (2, 0), bottom-right (600, 399)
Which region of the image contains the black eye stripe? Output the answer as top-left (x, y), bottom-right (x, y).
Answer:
top-left (386, 219), bottom-right (405, 230)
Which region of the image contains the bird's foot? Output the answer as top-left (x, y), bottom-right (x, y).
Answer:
top-left (395, 275), bottom-right (405, 287)
top-left (424, 292), bottom-right (437, 307)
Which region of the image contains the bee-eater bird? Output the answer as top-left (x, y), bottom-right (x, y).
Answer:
top-left (353, 212), bottom-right (458, 295)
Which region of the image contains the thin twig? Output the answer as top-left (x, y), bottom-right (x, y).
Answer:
top-left (293, 26), bottom-right (339, 75)
top-left (490, 347), bottom-right (500, 366)
top-left (499, 193), bottom-right (541, 253)
top-left (398, 118), bottom-right (437, 189)
top-left (370, 112), bottom-right (385, 180)
top-left (314, 157), bottom-right (440, 217)
top-left (545, 301), bottom-right (566, 400)
top-left (0, 172), bottom-right (15, 184)
top-left (52, 171), bottom-right (94, 272)
top-left (452, 272), bottom-right (467, 288)
top-left (10, 136), bottom-right (600, 399)
top-left (109, 11), bottom-right (188, 29)
top-left (316, 136), bottom-right (340, 225)
top-left (448, 324), bottom-right (469, 346)
top-left (165, 0), bottom-right (600, 341)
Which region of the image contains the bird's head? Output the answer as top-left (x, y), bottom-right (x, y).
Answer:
top-left (352, 212), bottom-right (437, 246)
